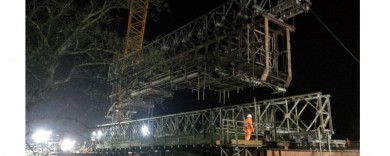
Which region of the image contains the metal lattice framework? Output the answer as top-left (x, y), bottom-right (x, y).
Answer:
top-left (107, 0), bottom-right (312, 116)
top-left (124, 0), bottom-right (149, 57)
top-left (93, 92), bottom-right (332, 150)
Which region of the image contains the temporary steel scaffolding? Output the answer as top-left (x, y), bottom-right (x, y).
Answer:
top-left (107, 0), bottom-right (312, 117)
top-left (93, 92), bottom-right (341, 155)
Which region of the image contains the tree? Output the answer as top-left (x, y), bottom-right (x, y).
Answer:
top-left (26, 1), bottom-right (131, 152)
top-left (26, 0), bottom-right (128, 111)
top-left (26, 0), bottom-right (170, 111)
top-left (26, 0), bottom-right (170, 153)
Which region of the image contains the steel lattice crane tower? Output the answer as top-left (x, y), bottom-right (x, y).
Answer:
top-left (108, 0), bottom-right (150, 121)
top-left (124, 0), bottom-right (149, 57)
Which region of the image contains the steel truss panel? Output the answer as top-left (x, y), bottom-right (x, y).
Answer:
top-left (93, 92), bottom-right (333, 151)
top-left (107, 0), bottom-right (311, 114)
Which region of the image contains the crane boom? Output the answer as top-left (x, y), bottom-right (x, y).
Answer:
top-left (107, 0), bottom-right (149, 121)
top-left (124, 0), bottom-right (149, 58)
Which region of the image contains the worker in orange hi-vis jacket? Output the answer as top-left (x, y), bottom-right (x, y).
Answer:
top-left (346, 137), bottom-right (351, 147)
top-left (244, 114), bottom-right (254, 140)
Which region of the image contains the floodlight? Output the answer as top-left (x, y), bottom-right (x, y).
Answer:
top-left (141, 125), bottom-right (149, 136)
top-left (96, 130), bottom-right (103, 139)
top-left (60, 138), bottom-right (76, 151)
top-left (32, 130), bottom-right (52, 143)
top-left (92, 130), bottom-right (104, 140)
top-left (97, 130), bottom-right (103, 136)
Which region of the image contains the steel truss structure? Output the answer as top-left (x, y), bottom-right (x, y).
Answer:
top-left (93, 92), bottom-right (339, 155)
top-left (124, 0), bottom-right (149, 57)
top-left (107, 0), bottom-right (312, 116)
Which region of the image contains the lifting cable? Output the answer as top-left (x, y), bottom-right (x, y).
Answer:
top-left (310, 9), bottom-right (360, 64)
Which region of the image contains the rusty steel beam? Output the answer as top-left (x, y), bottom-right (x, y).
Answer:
top-left (285, 28), bottom-right (292, 88)
top-left (261, 16), bottom-right (270, 81)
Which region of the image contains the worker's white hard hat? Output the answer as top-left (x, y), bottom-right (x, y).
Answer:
top-left (247, 114), bottom-right (252, 118)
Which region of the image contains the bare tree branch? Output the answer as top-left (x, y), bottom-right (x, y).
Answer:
top-left (26, 0), bottom-right (171, 151)
top-left (54, 62), bottom-right (110, 85)
top-left (26, 68), bottom-right (42, 84)
top-left (63, 48), bottom-right (117, 56)
top-left (26, 0), bottom-right (126, 111)
top-left (26, 17), bottom-right (50, 48)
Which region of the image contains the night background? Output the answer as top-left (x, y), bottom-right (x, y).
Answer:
top-left (23, 0), bottom-right (359, 149)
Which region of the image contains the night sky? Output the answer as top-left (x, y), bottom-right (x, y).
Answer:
top-left (25, 0), bottom-right (360, 144)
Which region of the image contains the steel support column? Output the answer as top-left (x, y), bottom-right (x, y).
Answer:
top-left (284, 28), bottom-right (292, 88)
top-left (261, 16), bottom-right (270, 81)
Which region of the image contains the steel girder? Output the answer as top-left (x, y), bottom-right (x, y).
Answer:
top-left (107, 0), bottom-right (311, 115)
top-left (93, 92), bottom-right (332, 150)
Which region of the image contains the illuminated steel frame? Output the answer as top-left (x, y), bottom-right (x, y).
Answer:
top-left (94, 92), bottom-right (338, 155)
top-left (107, 0), bottom-right (312, 116)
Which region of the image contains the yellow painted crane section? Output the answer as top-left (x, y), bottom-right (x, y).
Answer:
top-left (107, 0), bottom-right (149, 119)
top-left (124, 0), bottom-right (149, 62)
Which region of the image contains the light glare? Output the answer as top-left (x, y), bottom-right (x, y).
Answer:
top-left (60, 139), bottom-right (75, 151)
top-left (97, 130), bottom-right (103, 136)
top-left (96, 130), bottom-right (103, 139)
top-left (32, 130), bottom-right (52, 143)
top-left (141, 125), bottom-right (149, 136)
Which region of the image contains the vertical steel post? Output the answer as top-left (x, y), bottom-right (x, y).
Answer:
top-left (318, 94), bottom-right (325, 132)
top-left (273, 32), bottom-right (278, 74)
top-left (326, 97), bottom-right (334, 132)
top-left (318, 129), bottom-right (323, 156)
top-left (261, 17), bottom-right (270, 81)
top-left (285, 100), bottom-right (290, 132)
top-left (223, 90), bottom-right (226, 105)
top-left (273, 105), bottom-right (277, 141)
top-left (220, 109), bottom-right (223, 144)
top-left (328, 132), bottom-right (332, 156)
top-left (254, 97), bottom-right (258, 143)
top-left (247, 24), bottom-right (250, 63)
top-left (203, 89), bottom-right (205, 101)
top-left (198, 78), bottom-right (200, 100)
top-left (295, 101), bottom-right (299, 132)
top-left (285, 28), bottom-right (292, 87)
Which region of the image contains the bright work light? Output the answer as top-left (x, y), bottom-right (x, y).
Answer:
top-left (97, 130), bottom-right (103, 139)
top-left (32, 130), bottom-right (52, 143)
top-left (141, 125), bottom-right (150, 136)
top-left (60, 138), bottom-right (76, 151)
top-left (91, 130), bottom-right (104, 141)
